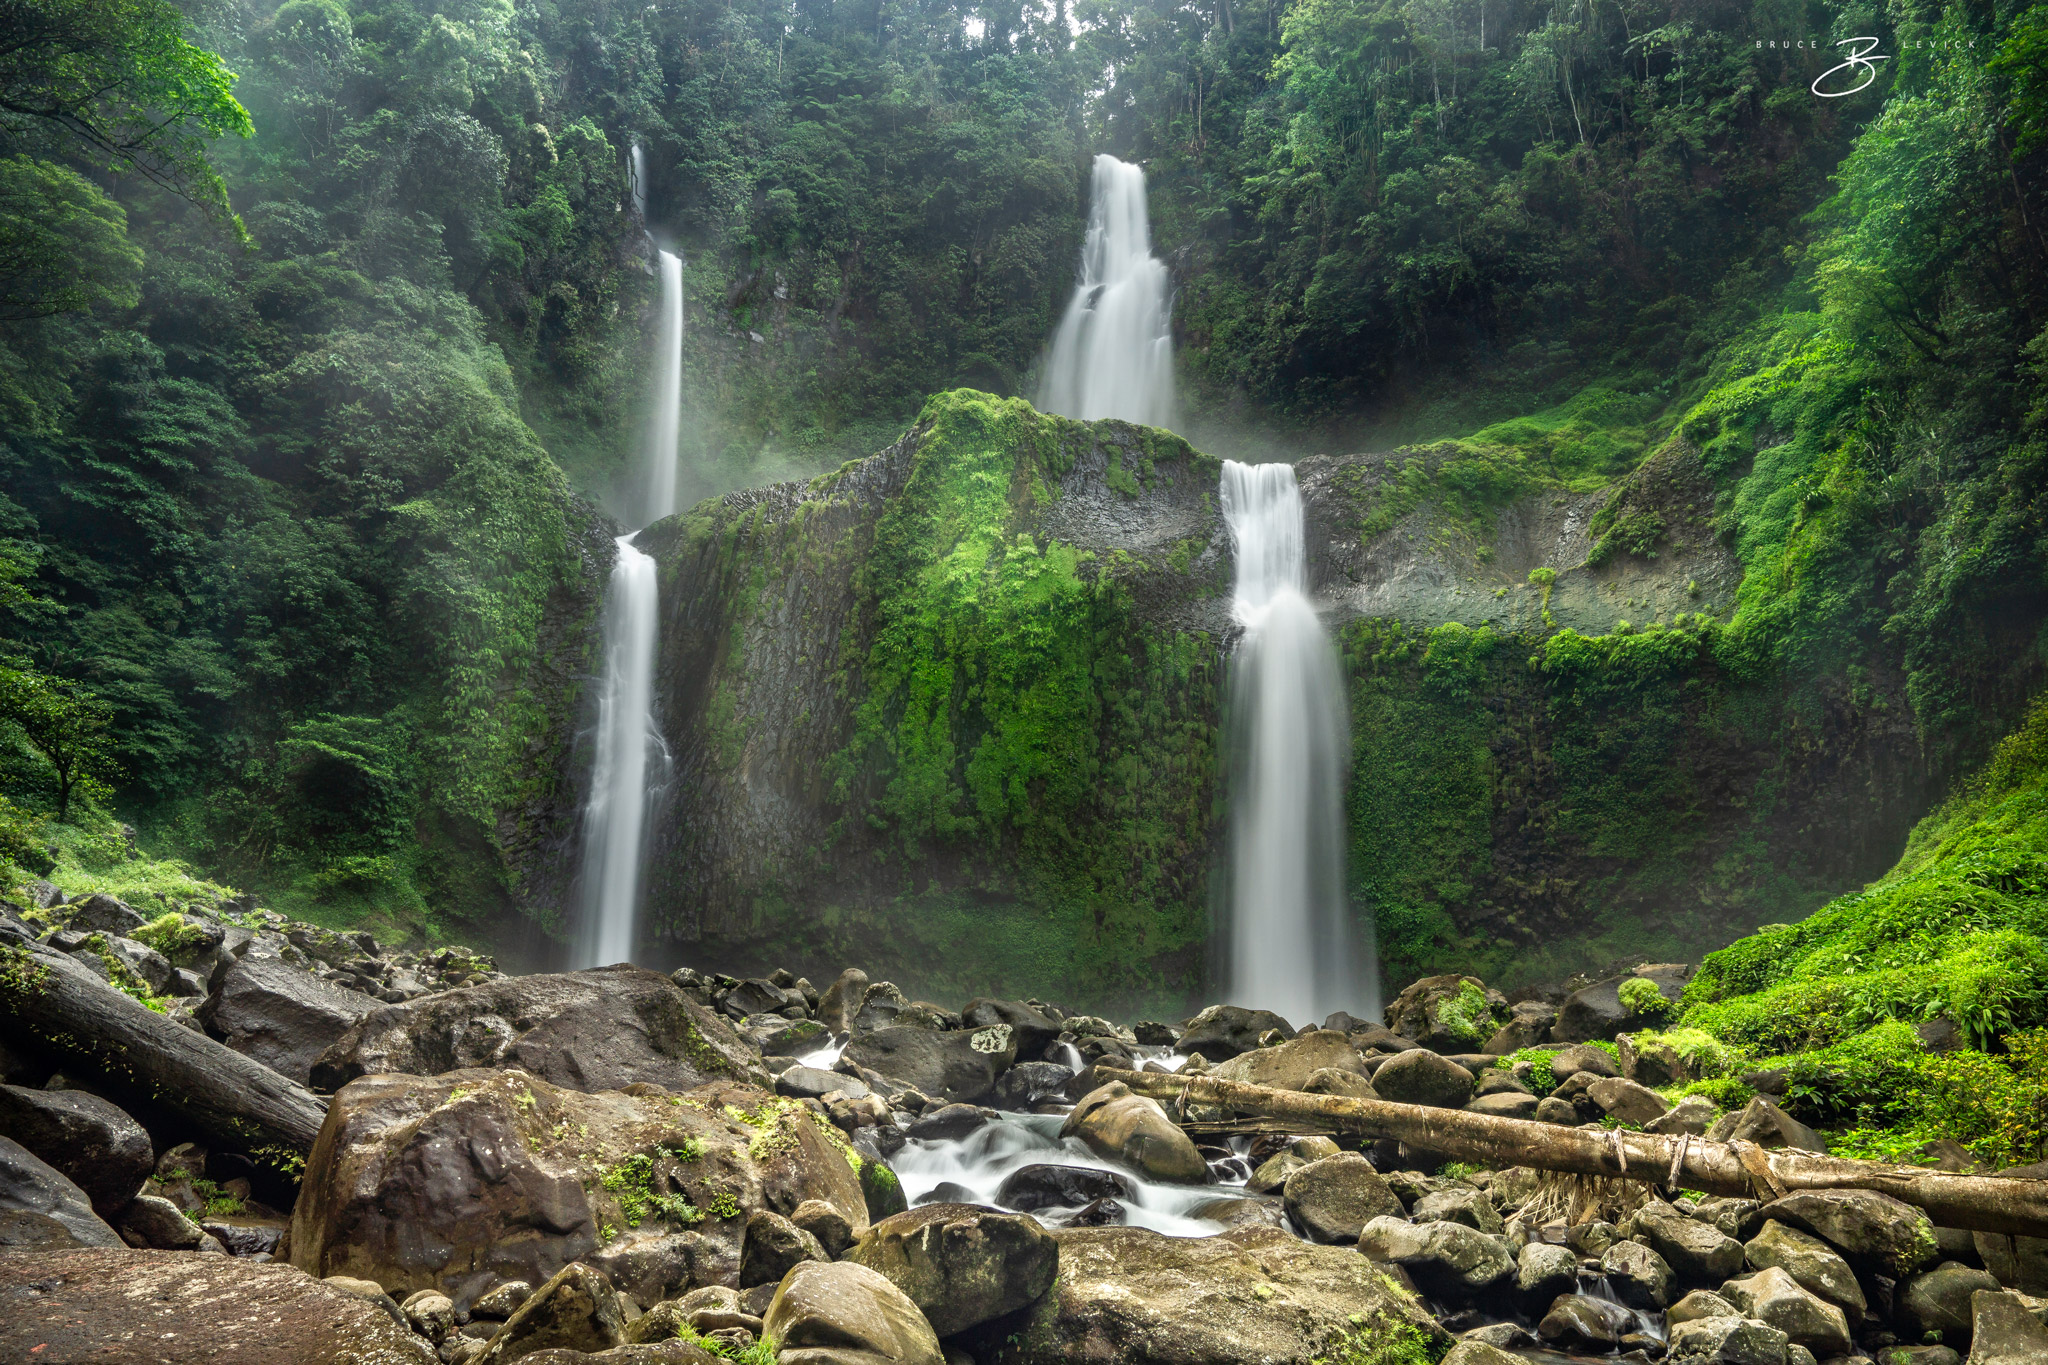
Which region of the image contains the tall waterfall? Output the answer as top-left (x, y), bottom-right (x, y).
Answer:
top-left (573, 537), bottom-right (666, 969)
top-left (641, 248), bottom-right (685, 523)
top-left (1221, 460), bottom-right (1375, 1025)
top-left (1038, 154), bottom-right (1176, 429)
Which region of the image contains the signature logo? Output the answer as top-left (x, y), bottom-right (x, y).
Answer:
top-left (1812, 37), bottom-right (1888, 97)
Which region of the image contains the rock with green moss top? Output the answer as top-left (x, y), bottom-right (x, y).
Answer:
top-left (1386, 975), bottom-right (1506, 1051)
top-left (311, 965), bottom-right (769, 1095)
top-left (290, 1070), bottom-right (868, 1308)
top-left (847, 1202), bottom-right (1058, 1335)
top-left (961, 1224), bottom-right (1449, 1365)
top-left (1756, 1190), bottom-right (1938, 1279)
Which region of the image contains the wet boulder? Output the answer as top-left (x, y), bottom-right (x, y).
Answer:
top-left (1965, 1288), bottom-right (2048, 1364)
top-left (1358, 1215), bottom-right (1515, 1298)
top-left (1515, 1242), bottom-right (1578, 1310)
top-left (847, 1202), bottom-right (1059, 1335)
top-left (0, 1134), bottom-right (122, 1249)
top-left (0, 1247), bottom-right (437, 1364)
top-left (289, 1069), bottom-right (869, 1308)
top-left (1210, 1029), bottom-right (1369, 1091)
top-left (1483, 1001), bottom-right (1557, 1055)
top-left (1370, 1048), bottom-right (1475, 1108)
top-left (1585, 1076), bottom-right (1669, 1125)
top-left (990, 1061), bottom-right (1080, 1111)
top-left (1536, 1294), bottom-right (1635, 1351)
top-left (1900, 1261), bottom-right (2003, 1347)
top-left (740, 1208), bottom-right (828, 1287)
top-left (960, 999), bottom-right (1061, 1061)
top-left (841, 1025), bottom-right (1018, 1105)
top-left (816, 969), bottom-right (869, 1034)
top-left (311, 965), bottom-right (770, 1094)
top-left (1744, 1218), bottom-right (1866, 1321)
top-left (1719, 1266), bottom-right (1852, 1357)
top-left (1303, 1067), bottom-right (1381, 1100)
top-left (1603, 1239), bottom-right (1675, 1310)
top-left (1668, 1288), bottom-right (1740, 1327)
top-left (777, 1066), bottom-right (865, 1101)
top-left (764, 1259), bottom-right (944, 1365)
top-left (995, 1164), bottom-right (1132, 1214)
top-left (1709, 1096), bottom-right (1830, 1154)
top-left (1758, 1189), bottom-right (1938, 1278)
top-left (1175, 1005), bottom-right (1295, 1061)
top-left (474, 1261), bottom-right (629, 1362)
top-left (196, 951), bottom-right (381, 1086)
top-left (1635, 1198), bottom-right (1745, 1284)
top-left (1665, 1313), bottom-right (1790, 1365)
top-left (961, 1225), bottom-right (1447, 1365)
top-left (1412, 1186), bottom-right (1504, 1235)
top-left (0, 1083), bottom-right (153, 1218)
top-left (1552, 966), bottom-right (1689, 1044)
top-left (116, 1192), bottom-right (204, 1250)
top-left (1281, 1153), bottom-right (1404, 1244)
top-left (1059, 1082), bottom-right (1207, 1182)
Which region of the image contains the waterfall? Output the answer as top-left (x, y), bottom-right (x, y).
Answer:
top-left (1221, 460), bottom-right (1376, 1026)
top-left (1037, 154), bottom-right (1176, 429)
top-left (641, 248), bottom-right (685, 523)
top-left (573, 536), bottom-right (667, 969)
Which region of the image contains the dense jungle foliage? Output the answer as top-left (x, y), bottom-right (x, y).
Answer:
top-left (0, 0), bottom-right (2045, 1087)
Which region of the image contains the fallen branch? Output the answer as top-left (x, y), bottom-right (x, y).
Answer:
top-left (1, 943), bottom-right (328, 1167)
top-left (1098, 1067), bottom-right (2048, 1236)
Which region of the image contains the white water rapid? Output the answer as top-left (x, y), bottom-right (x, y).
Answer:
top-left (573, 537), bottom-right (666, 968)
top-left (1221, 460), bottom-right (1376, 1026)
top-left (1037, 154), bottom-right (1176, 429)
top-left (641, 247), bottom-right (685, 523)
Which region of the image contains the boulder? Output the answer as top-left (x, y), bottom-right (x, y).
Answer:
top-left (1647, 1095), bottom-right (1719, 1136)
top-left (1586, 1076), bottom-right (1670, 1124)
top-left (1965, 1288), bottom-right (2048, 1364)
top-left (1281, 1153), bottom-right (1404, 1243)
top-left (852, 982), bottom-right (909, 1033)
top-left (1668, 1289), bottom-right (1741, 1326)
top-left (792, 1199), bottom-right (857, 1260)
top-left (1720, 1266), bottom-right (1853, 1356)
top-left (0, 1134), bottom-right (121, 1249)
top-left (1548, 1043), bottom-right (1620, 1081)
top-left (196, 951), bottom-right (381, 1086)
top-left (1515, 1241), bottom-right (1578, 1309)
top-left (311, 966), bottom-right (769, 1095)
top-left (1665, 1313), bottom-right (1791, 1365)
top-left (778, 1066), bottom-right (866, 1101)
top-left (847, 1202), bottom-right (1058, 1336)
top-left (1759, 1190), bottom-right (1939, 1278)
top-left (1619, 1034), bottom-right (1688, 1088)
top-left (55, 893), bottom-right (147, 936)
top-left (95, 934), bottom-right (175, 993)
top-left (1441, 1341), bottom-right (1523, 1365)
top-left (403, 1289), bottom-right (456, 1343)
top-left (290, 1069), bottom-right (869, 1308)
top-left (816, 969), bottom-right (869, 1035)
top-left (1536, 1294), bottom-right (1635, 1351)
top-left (1745, 1219), bottom-right (1866, 1321)
top-left (841, 1026), bottom-right (1017, 1105)
top-left (1465, 1092), bottom-right (1540, 1120)
top-left (1710, 1096), bottom-right (1830, 1154)
top-left (1603, 1238), bottom-right (1676, 1310)
top-left (764, 1259), bottom-right (944, 1365)
top-left (1174, 1005), bottom-right (1295, 1061)
top-left (116, 1192), bottom-right (203, 1250)
top-left (1358, 1215), bottom-right (1514, 1298)
top-left (740, 1208), bottom-right (827, 1287)
top-left (725, 978), bottom-right (794, 1017)
top-left (907, 1104), bottom-right (993, 1141)
top-left (1210, 1029), bottom-right (1369, 1092)
top-left (1385, 975), bottom-right (1504, 1051)
top-left (1553, 967), bottom-right (1688, 1044)
top-left (1303, 1067), bottom-right (1381, 1099)
top-left (990, 1062), bottom-right (1075, 1111)
top-left (1411, 1187), bottom-right (1504, 1235)
top-left (1058, 1082), bottom-right (1207, 1182)
top-left (995, 1164), bottom-right (1132, 1214)
top-left (476, 1281), bottom-right (535, 1317)
top-left (1636, 1198), bottom-right (1745, 1284)
top-left (1692, 1196), bottom-right (1766, 1241)
top-left (1246, 1150), bottom-right (1306, 1195)
top-left (1483, 1002), bottom-right (1557, 1055)
top-left (962, 1225), bottom-right (1445, 1365)
top-left (475, 1261), bottom-right (629, 1363)
top-left (0, 1083), bottom-right (153, 1217)
top-left (960, 999), bottom-right (1061, 1061)
top-left (1901, 1262), bottom-right (2003, 1347)
top-left (1370, 1048), bottom-right (1476, 1108)
top-left (1534, 1096), bottom-right (1582, 1125)
top-left (0, 1247), bottom-right (436, 1363)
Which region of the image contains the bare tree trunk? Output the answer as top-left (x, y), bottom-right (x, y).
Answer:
top-left (1099, 1069), bottom-right (2048, 1236)
top-left (0, 945), bottom-right (328, 1169)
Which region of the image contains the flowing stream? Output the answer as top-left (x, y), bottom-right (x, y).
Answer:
top-left (1221, 460), bottom-right (1377, 1026)
top-left (1037, 154), bottom-right (1176, 429)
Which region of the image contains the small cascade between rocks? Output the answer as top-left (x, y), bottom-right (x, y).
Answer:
top-left (1037, 154), bottom-right (1176, 429)
top-left (1221, 460), bottom-right (1377, 1026)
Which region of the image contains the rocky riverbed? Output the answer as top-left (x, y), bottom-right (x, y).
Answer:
top-left (2, 885), bottom-right (2045, 1365)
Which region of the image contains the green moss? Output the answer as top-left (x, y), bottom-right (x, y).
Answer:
top-left (1314, 1316), bottom-right (1442, 1365)
top-left (1434, 981), bottom-right (1498, 1046)
top-left (1618, 977), bottom-right (1676, 1018)
top-left (132, 912), bottom-right (208, 958)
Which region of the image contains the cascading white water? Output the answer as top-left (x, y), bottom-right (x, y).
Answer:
top-left (573, 536), bottom-right (667, 968)
top-left (641, 247), bottom-right (685, 524)
top-left (1222, 460), bottom-right (1377, 1026)
top-left (1037, 154), bottom-right (1176, 429)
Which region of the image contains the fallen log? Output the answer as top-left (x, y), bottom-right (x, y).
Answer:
top-left (0, 942), bottom-right (328, 1169)
top-left (1098, 1066), bottom-right (2048, 1237)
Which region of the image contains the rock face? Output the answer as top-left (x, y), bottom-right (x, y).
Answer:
top-left (0, 1135), bottom-right (121, 1249)
top-left (847, 1203), bottom-right (1059, 1336)
top-left (1281, 1153), bottom-right (1404, 1244)
top-left (290, 1069), bottom-right (868, 1308)
top-left (1369, 1049), bottom-right (1475, 1108)
top-left (764, 1259), bottom-right (944, 1365)
top-left (0, 1247), bottom-right (435, 1363)
top-left (1209, 1030), bottom-right (1367, 1091)
top-left (310, 966), bottom-right (769, 1094)
top-left (0, 1084), bottom-right (153, 1218)
top-left (197, 951), bottom-right (381, 1085)
top-left (1759, 1190), bottom-right (1938, 1278)
top-left (840, 1026), bottom-right (1018, 1104)
top-left (1058, 1083), bottom-right (1207, 1182)
top-left (964, 1225), bottom-right (1446, 1364)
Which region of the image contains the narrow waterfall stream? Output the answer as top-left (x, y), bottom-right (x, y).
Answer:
top-left (1221, 460), bottom-right (1377, 1025)
top-left (572, 537), bottom-right (666, 968)
top-left (1037, 154), bottom-right (1176, 429)
top-left (640, 246), bottom-right (685, 522)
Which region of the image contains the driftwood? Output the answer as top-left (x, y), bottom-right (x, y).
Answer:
top-left (1098, 1066), bottom-right (2048, 1237)
top-left (0, 943), bottom-right (328, 1163)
